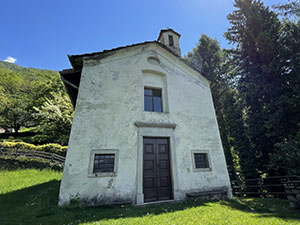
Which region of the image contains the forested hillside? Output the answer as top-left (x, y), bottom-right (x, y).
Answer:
top-left (0, 61), bottom-right (73, 145)
top-left (0, 61), bottom-right (58, 79)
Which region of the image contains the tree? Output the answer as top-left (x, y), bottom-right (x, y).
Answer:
top-left (33, 91), bottom-right (73, 145)
top-left (225, 0), bottom-right (283, 175)
top-left (279, 19), bottom-right (300, 132)
top-left (269, 130), bottom-right (300, 176)
top-left (267, 14), bottom-right (300, 176)
top-left (0, 71), bottom-right (32, 133)
top-left (273, 0), bottom-right (300, 18)
top-left (185, 35), bottom-right (225, 83)
top-left (0, 63), bottom-right (71, 134)
top-left (0, 86), bottom-right (8, 113)
top-left (224, 0), bottom-right (300, 179)
top-left (0, 93), bottom-right (32, 133)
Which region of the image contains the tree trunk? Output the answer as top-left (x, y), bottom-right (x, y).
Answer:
top-left (14, 123), bottom-right (20, 134)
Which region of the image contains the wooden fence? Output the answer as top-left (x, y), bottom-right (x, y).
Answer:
top-left (231, 175), bottom-right (300, 197)
top-left (0, 147), bottom-right (65, 166)
top-left (231, 175), bottom-right (300, 209)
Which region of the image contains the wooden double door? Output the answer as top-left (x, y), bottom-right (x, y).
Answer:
top-left (143, 137), bottom-right (173, 202)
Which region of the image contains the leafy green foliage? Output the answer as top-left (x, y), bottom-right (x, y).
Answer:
top-left (0, 141), bottom-right (67, 157)
top-left (0, 61), bottom-right (73, 144)
top-left (184, 34), bottom-right (227, 83)
top-left (185, 0), bottom-right (300, 184)
top-left (33, 92), bottom-right (73, 145)
top-left (0, 66), bottom-right (34, 132)
top-left (273, 0), bottom-right (300, 18)
top-left (269, 132), bottom-right (300, 176)
top-left (224, 0), bottom-right (300, 179)
top-left (275, 21), bottom-right (300, 138)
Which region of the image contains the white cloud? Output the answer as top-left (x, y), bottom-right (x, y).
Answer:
top-left (4, 56), bottom-right (17, 63)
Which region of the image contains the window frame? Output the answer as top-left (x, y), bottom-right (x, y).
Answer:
top-left (191, 150), bottom-right (212, 172)
top-left (144, 86), bottom-right (163, 113)
top-left (88, 149), bottom-right (119, 178)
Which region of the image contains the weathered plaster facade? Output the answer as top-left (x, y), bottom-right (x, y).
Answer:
top-left (58, 30), bottom-right (232, 206)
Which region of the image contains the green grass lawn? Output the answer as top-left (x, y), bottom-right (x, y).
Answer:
top-left (0, 169), bottom-right (300, 225)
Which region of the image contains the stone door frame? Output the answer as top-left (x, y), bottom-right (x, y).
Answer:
top-left (135, 122), bottom-right (180, 204)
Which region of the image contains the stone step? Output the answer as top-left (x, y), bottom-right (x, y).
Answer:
top-left (186, 189), bottom-right (227, 198)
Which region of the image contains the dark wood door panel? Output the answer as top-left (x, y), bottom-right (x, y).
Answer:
top-left (143, 138), bottom-right (157, 202)
top-left (143, 137), bottom-right (172, 202)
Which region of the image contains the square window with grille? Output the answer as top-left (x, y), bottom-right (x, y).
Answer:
top-left (144, 88), bottom-right (162, 112)
top-left (194, 153), bottom-right (209, 169)
top-left (93, 154), bottom-right (115, 173)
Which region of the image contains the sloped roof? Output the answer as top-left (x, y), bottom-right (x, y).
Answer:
top-left (60, 40), bottom-right (210, 107)
top-left (66, 41), bottom-right (206, 80)
top-left (157, 28), bottom-right (181, 40)
top-left (68, 41), bottom-right (155, 70)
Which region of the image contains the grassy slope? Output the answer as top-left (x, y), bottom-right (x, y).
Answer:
top-left (0, 169), bottom-right (300, 225)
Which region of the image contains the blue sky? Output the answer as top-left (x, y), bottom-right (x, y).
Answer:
top-left (1, 0), bottom-right (284, 71)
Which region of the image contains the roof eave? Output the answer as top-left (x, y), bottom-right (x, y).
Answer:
top-left (157, 28), bottom-right (181, 40)
top-left (66, 40), bottom-right (211, 84)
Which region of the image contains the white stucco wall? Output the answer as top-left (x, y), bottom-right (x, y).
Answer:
top-left (58, 43), bottom-right (232, 205)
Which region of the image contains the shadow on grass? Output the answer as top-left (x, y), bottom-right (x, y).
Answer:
top-left (220, 197), bottom-right (300, 221)
top-left (0, 180), bottom-right (210, 225)
top-left (2, 179), bottom-right (300, 225)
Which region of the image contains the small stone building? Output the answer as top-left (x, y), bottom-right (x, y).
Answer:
top-left (58, 29), bottom-right (232, 205)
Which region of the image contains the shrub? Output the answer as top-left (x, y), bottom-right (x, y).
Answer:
top-left (269, 132), bottom-right (300, 176)
top-left (0, 141), bottom-right (67, 157)
top-left (0, 157), bottom-right (63, 171)
top-left (36, 143), bottom-right (67, 156)
top-left (0, 141), bottom-right (36, 150)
